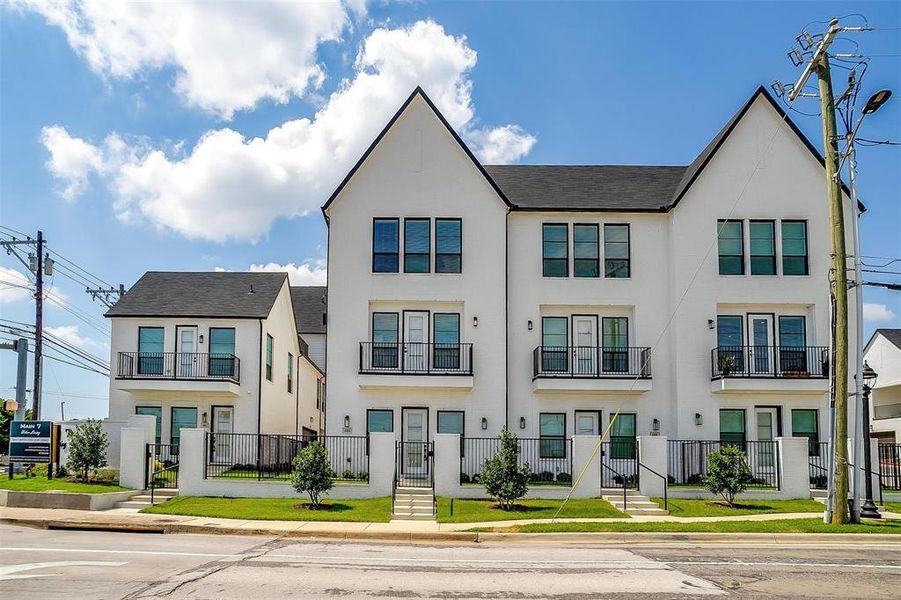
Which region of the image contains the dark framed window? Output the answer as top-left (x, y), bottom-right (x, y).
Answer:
top-left (433, 313), bottom-right (460, 370)
top-left (367, 409), bottom-right (394, 433)
top-left (404, 218), bottom-right (430, 273)
top-left (782, 220), bottom-right (809, 275)
top-left (610, 413), bottom-right (636, 459)
top-left (373, 218), bottom-right (399, 273)
top-left (371, 312), bottom-right (399, 369)
top-left (716, 315), bottom-right (745, 372)
top-left (539, 413), bottom-right (566, 458)
top-left (170, 407), bottom-right (197, 447)
top-left (604, 224), bottom-right (630, 278)
top-left (542, 224), bottom-right (568, 277)
top-left (792, 409), bottom-right (819, 456)
top-left (435, 218), bottom-right (462, 273)
top-left (541, 316), bottom-right (568, 372)
top-left (136, 406), bottom-right (162, 445)
top-left (749, 220), bottom-right (776, 275)
top-left (265, 334), bottom-right (273, 381)
top-left (573, 224), bottom-right (599, 277)
top-left (719, 409), bottom-right (746, 447)
top-left (602, 317), bottom-right (628, 373)
top-left (778, 316), bottom-right (807, 372)
top-left (208, 327), bottom-right (236, 377)
top-left (287, 353), bottom-right (294, 393)
top-left (437, 410), bottom-right (464, 435)
top-left (717, 220), bottom-right (744, 275)
top-left (137, 326), bottom-right (164, 375)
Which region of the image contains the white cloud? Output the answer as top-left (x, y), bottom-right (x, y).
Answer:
top-left (40, 125), bottom-right (103, 200)
top-left (15, 0), bottom-right (357, 119)
top-left (217, 260), bottom-right (327, 286)
top-left (44, 324), bottom-right (94, 348)
top-left (0, 267), bottom-right (33, 304)
top-left (863, 303), bottom-right (898, 323)
top-left (39, 19), bottom-right (536, 242)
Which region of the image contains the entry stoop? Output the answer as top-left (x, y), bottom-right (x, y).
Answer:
top-left (602, 492), bottom-right (669, 516)
top-left (114, 488), bottom-right (178, 510)
top-left (393, 486), bottom-right (436, 520)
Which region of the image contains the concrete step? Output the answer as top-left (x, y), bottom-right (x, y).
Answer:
top-left (395, 486), bottom-right (433, 494)
top-left (394, 499), bottom-right (434, 508)
top-left (618, 507), bottom-right (670, 516)
top-left (392, 511), bottom-right (436, 520)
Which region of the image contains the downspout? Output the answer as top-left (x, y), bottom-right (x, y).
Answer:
top-left (257, 319), bottom-right (263, 436)
top-left (504, 206), bottom-right (511, 431)
top-left (295, 353), bottom-right (300, 437)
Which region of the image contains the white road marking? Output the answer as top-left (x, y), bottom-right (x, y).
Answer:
top-left (1, 547), bottom-right (232, 559)
top-left (0, 561), bottom-right (126, 581)
top-left (666, 560), bottom-right (901, 570)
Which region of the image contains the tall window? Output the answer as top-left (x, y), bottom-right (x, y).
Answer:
top-left (137, 326), bottom-right (164, 375)
top-left (539, 413), bottom-right (566, 458)
top-left (170, 407), bottom-right (197, 447)
top-left (717, 315), bottom-right (744, 373)
top-left (542, 224), bottom-right (568, 277)
top-left (749, 220), bottom-right (776, 275)
top-left (719, 409), bottom-right (746, 446)
top-left (265, 334), bottom-right (273, 381)
top-left (602, 317), bottom-right (628, 373)
top-left (778, 316), bottom-right (807, 372)
top-left (435, 218), bottom-right (462, 273)
top-left (433, 313), bottom-right (461, 370)
top-left (287, 353), bottom-right (294, 393)
top-left (792, 409), bottom-right (819, 456)
top-left (367, 409), bottom-right (393, 433)
top-left (717, 220), bottom-right (744, 275)
top-left (372, 218), bottom-right (399, 273)
top-left (573, 224), bottom-right (599, 277)
top-left (610, 413), bottom-right (636, 459)
top-left (208, 327), bottom-right (236, 377)
top-left (372, 312), bottom-right (399, 369)
top-left (604, 224), bottom-right (630, 278)
top-left (136, 406), bottom-right (162, 445)
top-left (404, 218), bottom-right (430, 273)
top-left (782, 220), bottom-right (809, 275)
top-left (437, 411), bottom-right (464, 435)
top-left (541, 317), bottom-right (568, 372)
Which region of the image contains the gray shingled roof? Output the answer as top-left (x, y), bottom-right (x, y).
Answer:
top-left (876, 329), bottom-right (901, 351)
top-left (105, 272), bottom-right (287, 318)
top-left (290, 286), bottom-right (327, 333)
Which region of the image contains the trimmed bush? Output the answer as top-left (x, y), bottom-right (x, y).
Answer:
top-left (290, 441), bottom-right (334, 508)
top-left (704, 445), bottom-right (754, 507)
top-left (65, 419), bottom-right (109, 483)
top-left (556, 472), bottom-right (572, 484)
top-left (479, 427), bottom-right (530, 510)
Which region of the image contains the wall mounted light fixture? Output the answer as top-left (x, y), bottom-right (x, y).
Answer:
top-left (652, 418), bottom-right (660, 435)
top-left (472, 316), bottom-right (479, 327)
top-left (520, 416), bottom-right (526, 429)
top-left (344, 415), bottom-right (351, 429)
top-left (199, 334), bottom-right (205, 344)
top-left (707, 319), bottom-right (715, 330)
top-left (695, 413), bottom-right (703, 426)
top-left (481, 417), bottom-right (488, 430)
top-left (527, 320), bottom-right (533, 331)
top-left (201, 411), bottom-right (209, 428)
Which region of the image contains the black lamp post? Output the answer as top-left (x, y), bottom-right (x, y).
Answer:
top-left (860, 361), bottom-right (881, 519)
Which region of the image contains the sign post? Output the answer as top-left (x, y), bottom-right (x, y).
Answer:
top-left (9, 421), bottom-right (53, 479)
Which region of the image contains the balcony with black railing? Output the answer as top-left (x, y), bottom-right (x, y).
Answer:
top-left (710, 345), bottom-right (829, 394)
top-left (359, 342), bottom-right (473, 376)
top-left (117, 352), bottom-right (241, 384)
top-left (533, 346), bottom-right (652, 379)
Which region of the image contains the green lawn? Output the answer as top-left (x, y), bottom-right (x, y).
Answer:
top-left (655, 497), bottom-right (824, 517)
top-left (141, 495), bottom-right (392, 522)
top-left (0, 475), bottom-right (128, 493)
top-left (475, 518), bottom-right (901, 534)
top-left (884, 502), bottom-right (901, 514)
top-left (437, 497), bottom-right (626, 523)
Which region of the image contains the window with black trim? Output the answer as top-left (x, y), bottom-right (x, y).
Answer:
top-left (717, 220), bottom-right (744, 275)
top-left (433, 313), bottom-right (460, 370)
top-left (719, 409), bottom-right (746, 447)
top-left (573, 224), bottom-right (599, 277)
top-left (539, 412), bottom-right (566, 458)
top-left (750, 220), bottom-right (776, 275)
top-left (717, 315), bottom-right (745, 372)
top-left (209, 327), bottom-right (236, 377)
top-left (404, 218), bottom-right (430, 273)
top-left (265, 334), bottom-right (273, 381)
top-left (541, 317), bottom-right (568, 372)
top-left (171, 407), bottom-right (197, 446)
top-left (371, 313), bottom-right (399, 369)
top-left (542, 224), bottom-right (568, 277)
top-left (435, 218), bottom-right (462, 273)
top-left (782, 220), bottom-right (809, 275)
top-left (604, 224), bottom-right (630, 278)
top-left (791, 409), bottom-right (819, 456)
top-left (610, 413), bottom-right (636, 459)
top-left (437, 411), bottom-right (464, 435)
top-left (778, 316), bottom-right (807, 372)
top-left (367, 409), bottom-right (394, 433)
top-left (287, 353), bottom-right (294, 393)
top-left (136, 406), bottom-right (162, 445)
top-left (373, 218), bottom-right (399, 273)
top-left (137, 326), bottom-right (164, 375)
top-left (602, 317), bottom-right (628, 373)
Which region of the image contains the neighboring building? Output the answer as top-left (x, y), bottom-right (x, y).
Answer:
top-left (865, 329), bottom-right (901, 442)
top-left (106, 272), bottom-right (324, 448)
top-left (291, 285), bottom-right (327, 370)
top-left (322, 84), bottom-right (861, 461)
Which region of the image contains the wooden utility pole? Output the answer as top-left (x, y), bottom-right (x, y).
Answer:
top-left (33, 230), bottom-right (44, 421)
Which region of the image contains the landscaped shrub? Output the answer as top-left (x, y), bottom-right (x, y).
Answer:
top-left (703, 445), bottom-right (753, 507)
top-left (529, 471), bottom-right (556, 483)
top-left (556, 472), bottom-right (572, 484)
top-left (340, 468), bottom-right (355, 480)
top-left (290, 441), bottom-right (333, 508)
top-left (479, 427), bottom-right (530, 510)
top-left (65, 419), bottom-right (109, 483)
top-left (459, 472), bottom-right (471, 484)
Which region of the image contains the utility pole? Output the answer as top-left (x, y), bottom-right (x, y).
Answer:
top-left (32, 230), bottom-right (44, 421)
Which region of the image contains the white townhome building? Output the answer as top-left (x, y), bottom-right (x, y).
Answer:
top-left (323, 85), bottom-right (861, 490)
top-left (866, 329), bottom-right (901, 443)
top-left (106, 272), bottom-right (325, 451)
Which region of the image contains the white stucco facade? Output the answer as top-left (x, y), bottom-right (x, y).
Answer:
top-left (865, 331), bottom-right (901, 442)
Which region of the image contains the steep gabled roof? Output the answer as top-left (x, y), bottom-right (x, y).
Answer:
top-left (105, 272), bottom-right (287, 319)
top-left (290, 285), bottom-right (327, 334)
top-left (867, 328), bottom-right (901, 353)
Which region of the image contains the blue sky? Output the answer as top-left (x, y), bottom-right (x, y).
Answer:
top-left (1, 1), bottom-right (899, 419)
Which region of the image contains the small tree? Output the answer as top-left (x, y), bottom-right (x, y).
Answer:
top-left (479, 427), bottom-right (530, 510)
top-left (704, 444), bottom-right (753, 507)
top-left (290, 441), bottom-right (333, 508)
top-left (66, 419), bottom-right (109, 482)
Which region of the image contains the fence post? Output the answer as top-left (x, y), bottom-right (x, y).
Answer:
top-left (571, 436), bottom-right (601, 498)
top-left (118, 428), bottom-right (149, 490)
top-left (434, 433), bottom-right (461, 497)
top-left (776, 437), bottom-right (810, 498)
top-left (176, 428), bottom-right (205, 496)
top-left (637, 436), bottom-right (667, 498)
top-left (366, 432), bottom-right (395, 496)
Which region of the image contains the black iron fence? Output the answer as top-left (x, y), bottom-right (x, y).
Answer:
top-left (666, 439), bottom-right (780, 489)
top-left (809, 441), bottom-right (830, 489)
top-left (460, 437), bottom-right (573, 486)
top-left (118, 352), bottom-right (240, 382)
top-left (145, 443), bottom-right (178, 503)
top-left (204, 433), bottom-right (369, 482)
top-left (395, 441), bottom-right (434, 488)
top-left (711, 346), bottom-right (829, 379)
top-left (880, 443), bottom-right (901, 491)
top-left (359, 342), bottom-right (473, 375)
top-left (532, 346), bottom-right (651, 379)
top-left (600, 440), bottom-right (639, 489)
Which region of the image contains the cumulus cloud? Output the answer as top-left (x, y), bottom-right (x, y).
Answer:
top-left (863, 303), bottom-right (898, 323)
top-left (217, 260), bottom-right (327, 286)
top-left (40, 125), bottom-right (103, 200)
top-left (44, 324), bottom-right (95, 348)
top-left (0, 267), bottom-right (33, 304)
top-left (39, 20), bottom-right (536, 242)
top-left (15, 0), bottom-right (357, 119)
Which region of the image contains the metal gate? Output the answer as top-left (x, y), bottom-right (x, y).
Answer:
top-left (145, 443), bottom-right (179, 504)
top-left (395, 441), bottom-right (433, 488)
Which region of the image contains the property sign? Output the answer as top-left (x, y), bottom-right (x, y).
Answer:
top-left (9, 421), bottom-right (53, 463)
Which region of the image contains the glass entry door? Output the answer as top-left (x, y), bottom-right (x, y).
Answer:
top-left (572, 316), bottom-right (597, 375)
top-left (403, 312), bottom-right (428, 372)
top-left (176, 326), bottom-right (198, 378)
top-left (402, 408), bottom-right (428, 476)
top-left (747, 314), bottom-right (774, 375)
top-left (211, 406), bottom-right (234, 464)
top-left (756, 408), bottom-right (777, 468)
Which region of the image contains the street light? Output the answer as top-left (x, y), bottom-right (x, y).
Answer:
top-left (860, 361), bottom-right (880, 519)
top-left (863, 90), bottom-right (892, 115)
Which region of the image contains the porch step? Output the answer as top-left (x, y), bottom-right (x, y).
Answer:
top-left (114, 488), bottom-right (178, 510)
top-left (602, 494), bottom-right (668, 516)
top-left (392, 486), bottom-right (435, 520)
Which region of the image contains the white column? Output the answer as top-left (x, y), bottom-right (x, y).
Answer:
top-left (637, 436), bottom-right (667, 498)
top-left (571, 436), bottom-right (601, 498)
top-left (118, 427), bottom-right (150, 490)
top-left (434, 433), bottom-right (462, 497)
top-left (175, 428), bottom-right (205, 496)
top-left (127, 414), bottom-right (157, 444)
top-left (366, 432), bottom-right (395, 497)
top-left (777, 436), bottom-right (811, 499)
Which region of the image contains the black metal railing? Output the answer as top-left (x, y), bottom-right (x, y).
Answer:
top-left (118, 352), bottom-right (240, 382)
top-left (809, 441), bottom-right (830, 489)
top-left (880, 443), bottom-right (901, 491)
top-left (145, 443), bottom-right (179, 504)
top-left (711, 346), bottom-right (829, 379)
top-left (460, 437), bottom-right (573, 486)
top-left (395, 441), bottom-right (434, 488)
top-left (600, 440), bottom-right (639, 489)
top-left (359, 342), bottom-right (473, 375)
top-left (532, 346), bottom-right (651, 379)
top-left (204, 433), bottom-right (369, 482)
top-left (666, 439), bottom-right (780, 489)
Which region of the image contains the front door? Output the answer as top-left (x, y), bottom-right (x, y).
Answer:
top-left (755, 407), bottom-right (778, 468)
top-left (747, 314), bottom-right (774, 375)
top-left (211, 406), bottom-right (234, 464)
top-left (176, 326), bottom-right (198, 378)
top-left (575, 410), bottom-right (600, 435)
top-left (403, 312), bottom-right (429, 373)
top-left (402, 408), bottom-right (428, 477)
top-left (572, 316), bottom-right (598, 375)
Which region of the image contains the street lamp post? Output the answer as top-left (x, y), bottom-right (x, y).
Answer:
top-left (860, 361), bottom-right (880, 519)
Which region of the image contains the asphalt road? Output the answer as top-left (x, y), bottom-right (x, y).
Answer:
top-left (2, 526), bottom-right (900, 598)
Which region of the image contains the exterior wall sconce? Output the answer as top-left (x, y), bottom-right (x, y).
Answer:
top-left (695, 413), bottom-right (703, 426)
top-left (652, 418), bottom-right (660, 435)
top-left (520, 416), bottom-right (526, 429)
top-left (527, 320), bottom-right (533, 331)
top-left (481, 417), bottom-right (488, 430)
top-left (707, 319), bottom-right (715, 330)
top-left (201, 411), bottom-right (208, 428)
top-left (344, 415), bottom-right (351, 429)
top-left (198, 334), bottom-right (205, 344)
top-left (472, 316), bottom-right (479, 327)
